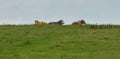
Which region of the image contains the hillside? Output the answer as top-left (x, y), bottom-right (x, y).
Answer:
top-left (0, 25), bottom-right (120, 59)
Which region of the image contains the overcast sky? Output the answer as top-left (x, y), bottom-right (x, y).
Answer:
top-left (0, 0), bottom-right (120, 25)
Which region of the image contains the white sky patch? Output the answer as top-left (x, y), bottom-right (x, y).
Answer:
top-left (0, 18), bottom-right (33, 25)
top-left (0, 0), bottom-right (120, 25)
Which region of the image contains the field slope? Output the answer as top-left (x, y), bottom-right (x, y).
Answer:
top-left (0, 25), bottom-right (120, 59)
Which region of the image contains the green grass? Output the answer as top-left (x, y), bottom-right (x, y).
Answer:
top-left (0, 25), bottom-right (120, 59)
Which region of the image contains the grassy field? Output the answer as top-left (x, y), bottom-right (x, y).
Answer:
top-left (0, 25), bottom-right (120, 59)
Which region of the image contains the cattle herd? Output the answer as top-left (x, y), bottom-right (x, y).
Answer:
top-left (35, 19), bottom-right (86, 25)
top-left (35, 19), bottom-right (114, 29)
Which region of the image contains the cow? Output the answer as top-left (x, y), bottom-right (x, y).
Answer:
top-left (35, 20), bottom-right (48, 25)
top-left (72, 20), bottom-right (86, 25)
top-left (49, 20), bottom-right (64, 25)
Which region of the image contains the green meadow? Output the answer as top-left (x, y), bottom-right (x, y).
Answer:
top-left (0, 25), bottom-right (120, 59)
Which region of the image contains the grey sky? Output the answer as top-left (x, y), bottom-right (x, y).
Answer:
top-left (0, 0), bottom-right (120, 25)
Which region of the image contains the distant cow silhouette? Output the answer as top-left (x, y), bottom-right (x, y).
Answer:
top-left (72, 20), bottom-right (86, 25)
top-left (35, 20), bottom-right (48, 25)
top-left (49, 20), bottom-right (64, 25)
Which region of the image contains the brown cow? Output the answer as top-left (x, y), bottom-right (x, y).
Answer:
top-left (35, 20), bottom-right (48, 25)
top-left (72, 20), bottom-right (86, 25)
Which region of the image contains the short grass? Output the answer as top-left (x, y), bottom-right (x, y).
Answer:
top-left (0, 25), bottom-right (120, 59)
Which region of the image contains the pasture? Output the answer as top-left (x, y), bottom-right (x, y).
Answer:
top-left (0, 25), bottom-right (120, 59)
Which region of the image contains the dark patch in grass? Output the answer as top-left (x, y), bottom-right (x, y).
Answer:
top-left (24, 39), bottom-right (31, 45)
top-left (60, 55), bottom-right (79, 59)
top-left (89, 24), bottom-right (114, 29)
top-left (24, 31), bottom-right (31, 35)
top-left (103, 37), bottom-right (109, 40)
top-left (9, 54), bottom-right (21, 59)
top-left (49, 44), bottom-right (62, 49)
